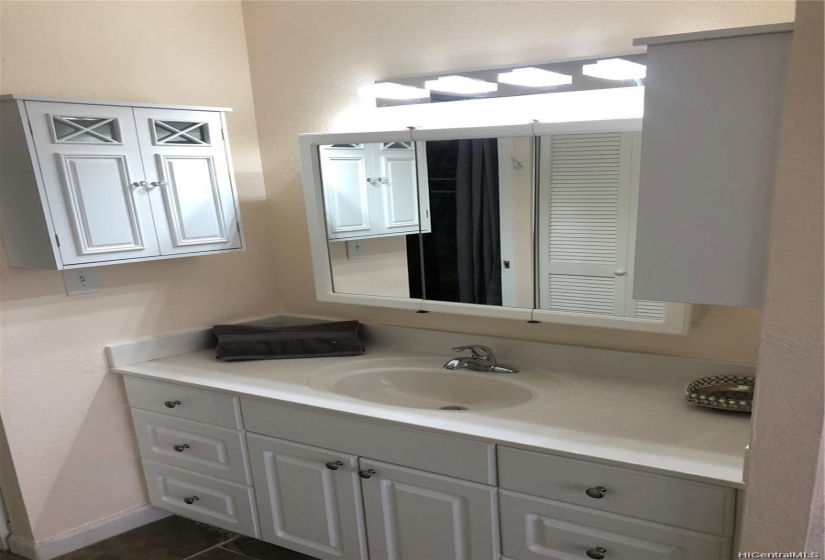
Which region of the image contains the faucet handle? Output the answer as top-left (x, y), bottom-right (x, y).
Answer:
top-left (452, 345), bottom-right (496, 361)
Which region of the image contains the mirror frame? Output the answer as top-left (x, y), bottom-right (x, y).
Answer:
top-left (299, 122), bottom-right (693, 334)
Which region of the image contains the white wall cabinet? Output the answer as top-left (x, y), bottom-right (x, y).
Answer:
top-left (319, 142), bottom-right (430, 241)
top-left (633, 25), bottom-right (792, 307)
top-left (0, 95), bottom-right (244, 269)
top-left (123, 378), bottom-right (739, 560)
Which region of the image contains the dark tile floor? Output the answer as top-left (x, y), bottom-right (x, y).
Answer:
top-left (1, 516), bottom-right (316, 560)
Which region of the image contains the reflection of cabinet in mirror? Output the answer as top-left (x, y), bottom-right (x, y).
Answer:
top-left (319, 141), bottom-right (430, 240)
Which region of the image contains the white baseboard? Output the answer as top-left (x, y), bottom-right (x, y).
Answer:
top-left (9, 505), bottom-right (170, 560)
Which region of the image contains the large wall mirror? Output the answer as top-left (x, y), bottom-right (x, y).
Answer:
top-left (300, 122), bottom-right (691, 333)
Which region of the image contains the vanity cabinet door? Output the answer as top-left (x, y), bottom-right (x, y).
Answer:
top-left (246, 434), bottom-right (367, 560)
top-left (359, 459), bottom-right (497, 560)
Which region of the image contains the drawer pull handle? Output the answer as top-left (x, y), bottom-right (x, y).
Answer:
top-left (358, 469), bottom-right (376, 479)
top-left (585, 486), bottom-right (607, 499)
top-left (586, 547), bottom-right (607, 560)
top-left (164, 400), bottom-right (181, 409)
top-left (183, 496), bottom-right (199, 505)
top-left (173, 444), bottom-right (190, 453)
top-left (326, 461), bottom-right (344, 470)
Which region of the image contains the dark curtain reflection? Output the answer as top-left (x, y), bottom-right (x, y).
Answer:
top-left (407, 139), bottom-right (502, 306)
top-left (456, 139), bottom-right (502, 305)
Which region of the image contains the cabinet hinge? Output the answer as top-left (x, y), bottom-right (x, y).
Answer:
top-left (221, 128), bottom-right (226, 141)
top-left (236, 222), bottom-right (241, 234)
top-left (28, 121), bottom-right (34, 136)
top-left (54, 234), bottom-right (61, 247)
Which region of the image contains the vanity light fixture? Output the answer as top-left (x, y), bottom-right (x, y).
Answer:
top-left (497, 67), bottom-right (573, 87)
top-left (582, 58), bottom-right (647, 80)
top-left (359, 82), bottom-right (430, 100)
top-left (424, 76), bottom-right (498, 95)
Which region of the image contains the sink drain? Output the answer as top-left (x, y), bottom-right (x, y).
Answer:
top-left (440, 405), bottom-right (468, 411)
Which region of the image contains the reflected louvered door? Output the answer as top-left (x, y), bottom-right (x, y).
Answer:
top-left (538, 132), bottom-right (635, 316)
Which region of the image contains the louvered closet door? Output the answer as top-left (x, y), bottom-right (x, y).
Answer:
top-left (134, 108), bottom-right (242, 255)
top-left (25, 102), bottom-right (161, 266)
top-left (538, 131), bottom-right (664, 320)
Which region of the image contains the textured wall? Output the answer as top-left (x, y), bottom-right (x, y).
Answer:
top-left (242, 0), bottom-right (794, 363)
top-left (0, 1), bottom-right (280, 542)
top-left (741, 0), bottom-right (824, 551)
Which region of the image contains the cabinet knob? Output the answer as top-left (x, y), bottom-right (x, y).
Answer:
top-left (358, 469), bottom-right (376, 479)
top-left (585, 486), bottom-right (607, 499)
top-left (173, 444), bottom-right (190, 453)
top-left (613, 270), bottom-right (626, 276)
top-left (150, 180), bottom-right (168, 188)
top-left (325, 461), bottom-right (344, 471)
top-left (586, 547), bottom-right (607, 559)
top-left (183, 496), bottom-right (199, 505)
top-left (164, 400), bottom-right (181, 409)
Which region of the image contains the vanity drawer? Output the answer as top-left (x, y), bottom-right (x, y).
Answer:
top-left (124, 377), bottom-right (241, 428)
top-left (132, 409), bottom-right (250, 484)
top-left (500, 490), bottom-right (729, 560)
top-left (142, 460), bottom-right (258, 538)
top-left (241, 398), bottom-right (495, 485)
top-left (498, 447), bottom-right (735, 536)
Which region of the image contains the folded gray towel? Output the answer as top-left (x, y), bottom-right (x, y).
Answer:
top-left (213, 320), bottom-right (364, 361)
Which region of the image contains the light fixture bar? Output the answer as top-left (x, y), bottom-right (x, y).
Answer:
top-left (424, 76), bottom-right (498, 94)
top-left (359, 82), bottom-right (430, 100)
top-left (498, 67), bottom-right (572, 87)
top-left (582, 58), bottom-right (647, 81)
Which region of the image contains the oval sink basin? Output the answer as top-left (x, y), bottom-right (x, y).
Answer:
top-left (309, 358), bottom-right (536, 411)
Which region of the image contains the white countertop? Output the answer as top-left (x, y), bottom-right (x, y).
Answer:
top-left (112, 343), bottom-right (752, 488)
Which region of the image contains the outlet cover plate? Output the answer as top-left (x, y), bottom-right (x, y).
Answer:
top-left (62, 268), bottom-right (101, 296)
top-left (346, 240), bottom-right (367, 259)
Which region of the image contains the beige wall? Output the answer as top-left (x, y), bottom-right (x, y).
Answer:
top-left (504, 136), bottom-right (534, 308)
top-left (0, 1), bottom-right (280, 542)
top-left (243, 0), bottom-right (793, 364)
top-left (329, 236), bottom-right (410, 298)
top-left (741, 0), bottom-right (824, 550)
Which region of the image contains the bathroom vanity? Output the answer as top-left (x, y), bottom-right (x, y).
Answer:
top-left (109, 321), bottom-right (752, 560)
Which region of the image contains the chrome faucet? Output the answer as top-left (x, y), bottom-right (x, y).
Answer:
top-left (443, 345), bottom-right (519, 374)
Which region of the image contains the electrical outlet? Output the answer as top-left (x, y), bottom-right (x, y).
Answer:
top-left (62, 268), bottom-right (101, 296)
top-left (346, 240), bottom-right (367, 259)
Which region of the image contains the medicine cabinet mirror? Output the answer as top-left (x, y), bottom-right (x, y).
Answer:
top-left (301, 122), bottom-right (691, 334)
